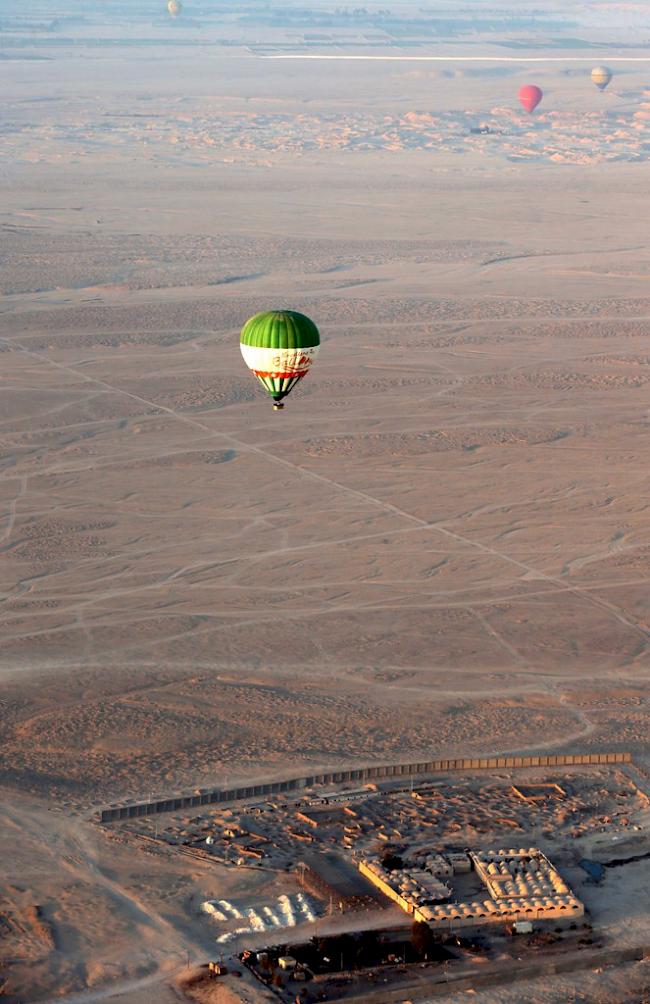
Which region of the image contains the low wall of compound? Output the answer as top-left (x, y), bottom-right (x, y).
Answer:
top-left (99, 751), bottom-right (631, 823)
top-left (358, 860), bottom-right (414, 915)
top-left (412, 901), bottom-right (584, 928)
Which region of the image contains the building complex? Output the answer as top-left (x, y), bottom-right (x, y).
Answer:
top-left (359, 847), bottom-right (583, 929)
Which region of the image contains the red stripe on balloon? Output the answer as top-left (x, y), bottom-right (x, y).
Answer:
top-left (252, 369), bottom-right (310, 378)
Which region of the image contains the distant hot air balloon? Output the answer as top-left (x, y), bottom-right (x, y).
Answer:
top-left (240, 310), bottom-right (320, 410)
top-left (591, 66), bottom-right (612, 91)
top-left (167, 0), bottom-right (182, 16)
top-left (518, 85), bottom-right (543, 114)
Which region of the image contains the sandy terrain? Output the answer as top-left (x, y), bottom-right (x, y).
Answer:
top-left (3, 2), bottom-right (650, 1001)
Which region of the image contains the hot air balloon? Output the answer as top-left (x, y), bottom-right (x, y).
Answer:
top-left (518, 85), bottom-right (543, 114)
top-left (240, 310), bottom-right (320, 410)
top-left (591, 66), bottom-right (612, 91)
top-left (167, 0), bottom-right (182, 16)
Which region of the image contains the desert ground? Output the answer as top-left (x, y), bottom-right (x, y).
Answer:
top-left (3, 1), bottom-right (650, 1001)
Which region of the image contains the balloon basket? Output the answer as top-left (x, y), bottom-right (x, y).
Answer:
top-left (273, 402), bottom-right (285, 411)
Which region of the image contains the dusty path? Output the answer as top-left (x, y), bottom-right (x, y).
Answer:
top-left (39, 970), bottom-right (179, 1004)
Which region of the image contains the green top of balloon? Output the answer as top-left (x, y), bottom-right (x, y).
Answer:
top-left (240, 310), bottom-right (320, 350)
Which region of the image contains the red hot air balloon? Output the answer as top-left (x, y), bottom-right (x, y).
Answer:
top-left (518, 84), bottom-right (543, 114)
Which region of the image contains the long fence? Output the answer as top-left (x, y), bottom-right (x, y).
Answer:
top-left (99, 751), bottom-right (631, 823)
